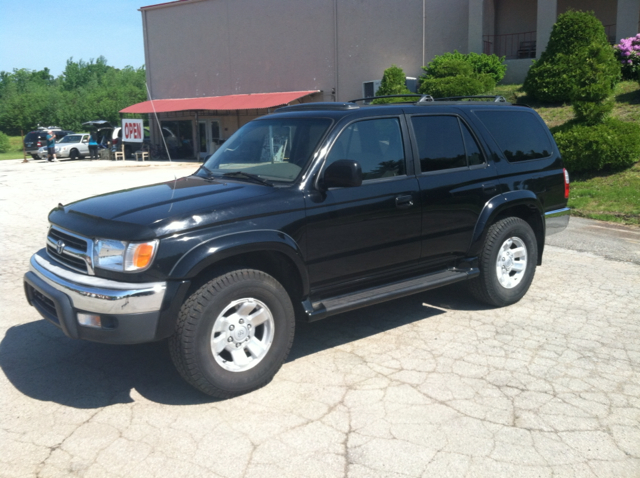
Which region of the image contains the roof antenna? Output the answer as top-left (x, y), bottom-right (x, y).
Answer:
top-left (145, 82), bottom-right (172, 162)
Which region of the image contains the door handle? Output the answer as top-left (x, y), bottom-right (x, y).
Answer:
top-left (395, 195), bottom-right (414, 209)
top-left (482, 184), bottom-right (497, 194)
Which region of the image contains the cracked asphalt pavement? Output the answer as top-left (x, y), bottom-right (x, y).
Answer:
top-left (1, 159), bottom-right (639, 477)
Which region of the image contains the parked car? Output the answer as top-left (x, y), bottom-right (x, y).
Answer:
top-left (24, 127), bottom-right (74, 159)
top-left (37, 133), bottom-right (90, 160)
top-left (24, 95), bottom-right (570, 398)
top-left (82, 120), bottom-right (151, 159)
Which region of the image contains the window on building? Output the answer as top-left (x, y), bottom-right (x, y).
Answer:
top-left (326, 118), bottom-right (406, 180)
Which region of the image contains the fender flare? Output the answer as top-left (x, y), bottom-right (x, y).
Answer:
top-left (468, 191), bottom-right (545, 258)
top-left (169, 230), bottom-right (310, 296)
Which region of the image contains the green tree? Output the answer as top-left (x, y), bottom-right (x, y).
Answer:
top-left (523, 10), bottom-right (618, 103)
top-left (372, 65), bottom-right (414, 104)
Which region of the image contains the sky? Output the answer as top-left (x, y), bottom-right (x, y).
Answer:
top-left (0, 0), bottom-right (148, 76)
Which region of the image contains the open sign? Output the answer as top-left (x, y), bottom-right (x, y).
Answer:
top-left (122, 119), bottom-right (144, 143)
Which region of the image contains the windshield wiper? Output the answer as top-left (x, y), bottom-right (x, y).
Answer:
top-left (222, 171), bottom-right (273, 186)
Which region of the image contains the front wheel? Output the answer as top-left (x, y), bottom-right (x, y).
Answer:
top-left (69, 149), bottom-right (79, 160)
top-left (169, 269), bottom-right (295, 398)
top-left (469, 217), bottom-right (538, 307)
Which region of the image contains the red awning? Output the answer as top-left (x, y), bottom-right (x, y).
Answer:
top-left (120, 90), bottom-right (320, 114)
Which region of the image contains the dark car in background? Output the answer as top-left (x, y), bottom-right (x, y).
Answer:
top-left (24, 127), bottom-right (74, 159)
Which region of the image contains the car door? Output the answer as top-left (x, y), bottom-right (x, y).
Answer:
top-left (408, 113), bottom-right (499, 265)
top-left (79, 134), bottom-right (90, 155)
top-left (305, 115), bottom-right (421, 291)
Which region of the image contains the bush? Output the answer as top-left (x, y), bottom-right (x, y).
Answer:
top-left (423, 51), bottom-right (506, 83)
top-left (0, 131), bottom-right (10, 153)
top-left (552, 118), bottom-right (640, 173)
top-left (425, 59), bottom-right (473, 79)
top-left (571, 43), bottom-right (620, 124)
top-left (372, 65), bottom-right (414, 104)
top-left (523, 10), bottom-right (616, 103)
top-left (614, 34), bottom-right (640, 81)
top-left (419, 75), bottom-right (490, 98)
top-left (418, 54), bottom-right (498, 98)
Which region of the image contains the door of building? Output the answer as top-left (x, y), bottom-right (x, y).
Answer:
top-left (198, 120), bottom-right (222, 159)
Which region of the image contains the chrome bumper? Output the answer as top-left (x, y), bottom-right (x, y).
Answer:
top-left (545, 207), bottom-right (570, 236)
top-left (24, 249), bottom-right (167, 343)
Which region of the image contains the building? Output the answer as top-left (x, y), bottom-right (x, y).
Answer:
top-left (123, 0), bottom-right (639, 157)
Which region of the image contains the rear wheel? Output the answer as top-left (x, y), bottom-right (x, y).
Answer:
top-left (470, 217), bottom-right (538, 307)
top-left (169, 269), bottom-right (295, 398)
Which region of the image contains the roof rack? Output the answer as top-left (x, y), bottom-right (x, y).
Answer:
top-left (432, 95), bottom-right (509, 103)
top-left (275, 102), bottom-right (359, 112)
top-left (349, 94), bottom-right (427, 104)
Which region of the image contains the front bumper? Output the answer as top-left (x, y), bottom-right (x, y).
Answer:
top-left (545, 207), bottom-right (570, 236)
top-left (24, 249), bottom-right (168, 344)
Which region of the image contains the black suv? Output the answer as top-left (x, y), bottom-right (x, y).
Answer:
top-left (24, 96), bottom-right (570, 398)
top-left (24, 127), bottom-right (74, 159)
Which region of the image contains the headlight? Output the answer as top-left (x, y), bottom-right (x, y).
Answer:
top-left (93, 239), bottom-right (158, 272)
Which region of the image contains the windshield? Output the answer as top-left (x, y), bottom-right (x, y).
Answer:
top-left (59, 135), bottom-right (82, 143)
top-left (201, 117), bottom-right (331, 183)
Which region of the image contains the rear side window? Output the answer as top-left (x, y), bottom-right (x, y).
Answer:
top-left (411, 115), bottom-right (485, 173)
top-left (474, 110), bottom-right (553, 162)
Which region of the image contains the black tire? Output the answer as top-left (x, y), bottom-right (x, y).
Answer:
top-left (469, 217), bottom-right (538, 307)
top-left (169, 269), bottom-right (295, 398)
top-left (30, 154), bottom-right (39, 160)
top-left (69, 149), bottom-right (79, 160)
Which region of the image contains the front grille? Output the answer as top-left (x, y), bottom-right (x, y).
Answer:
top-left (49, 228), bottom-right (88, 252)
top-left (31, 287), bottom-right (59, 324)
top-left (46, 226), bottom-right (92, 274)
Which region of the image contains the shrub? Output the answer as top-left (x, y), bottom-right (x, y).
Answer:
top-left (523, 10), bottom-right (616, 103)
top-left (419, 75), bottom-right (489, 98)
top-left (372, 65), bottom-right (414, 104)
top-left (423, 51), bottom-right (506, 83)
top-left (614, 34), bottom-right (640, 80)
top-left (426, 59), bottom-right (473, 79)
top-left (552, 118), bottom-right (640, 173)
top-left (0, 131), bottom-right (10, 153)
top-left (570, 43), bottom-right (620, 124)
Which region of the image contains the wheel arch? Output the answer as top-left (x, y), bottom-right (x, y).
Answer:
top-left (469, 191), bottom-right (545, 265)
top-left (169, 230), bottom-right (310, 302)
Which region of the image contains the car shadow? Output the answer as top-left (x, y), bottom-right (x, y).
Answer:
top-left (1, 283), bottom-right (488, 408)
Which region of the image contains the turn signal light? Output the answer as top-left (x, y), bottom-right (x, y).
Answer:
top-left (132, 243), bottom-right (155, 269)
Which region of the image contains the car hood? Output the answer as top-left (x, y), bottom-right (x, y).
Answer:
top-left (48, 175), bottom-right (280, 241)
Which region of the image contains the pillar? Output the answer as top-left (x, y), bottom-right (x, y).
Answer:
top-left (536, 0), bottom-right (557, 58)
top-left (616, 0), bottom-right (640, 41)
top-left (468, 0), bottom-right (485, 53)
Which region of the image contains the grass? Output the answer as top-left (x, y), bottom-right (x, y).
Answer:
top-left (490, 81), bottom-right (640, 226)
top-left (0, 136), bottom-right (28, 160)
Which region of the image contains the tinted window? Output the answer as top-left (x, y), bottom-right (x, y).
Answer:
top-left (461, 122), bottom-right (484, 166)
top-left (326, 118), bottom-right (405, 180)
top-left (60, 135), bottom-right (82, 143)
top-left (474, 110), bottom-right (552, 162)
top-left (412, 116), bottom-right (466, 172)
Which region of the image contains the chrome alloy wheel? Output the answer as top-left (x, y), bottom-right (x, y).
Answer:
top-left (210, 298), bottom-right (275, 372)
top-left (495, 236), bottom-right (528, 289)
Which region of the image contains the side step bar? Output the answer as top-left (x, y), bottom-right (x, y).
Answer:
top-left (302, 268), bottom-right (479, 322)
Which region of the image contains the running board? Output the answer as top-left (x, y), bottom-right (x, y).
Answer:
top-left (302, 268), bottom-right (479, 322)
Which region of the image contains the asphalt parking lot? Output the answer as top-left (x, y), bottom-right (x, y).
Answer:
top-left (1, 158), bottom-right (639, 478)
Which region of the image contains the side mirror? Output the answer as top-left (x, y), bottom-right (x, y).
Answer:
top-left (322, 160), bottom-right (362, 189)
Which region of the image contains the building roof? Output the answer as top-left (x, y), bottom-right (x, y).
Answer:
top-left (120, 90), bottom-right (321, 114)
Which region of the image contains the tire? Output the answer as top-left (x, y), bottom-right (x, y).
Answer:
top-left (169, 269), bottom-right (295, 398)
top-left (469, 217), bottom-right (538, 307)
top-left (31, 154), bottom-right (39, 160)
top-left (69, 149), bottom-right (79, 160)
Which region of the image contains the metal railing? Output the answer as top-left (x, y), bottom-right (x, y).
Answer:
top-left (483, 31), bottom-right (537, 59)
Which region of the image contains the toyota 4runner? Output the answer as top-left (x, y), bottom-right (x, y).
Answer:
top-left (24, 96), bottom-right (570, 398)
